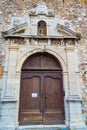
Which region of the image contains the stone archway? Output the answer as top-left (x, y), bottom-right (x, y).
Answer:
top-left (19, 52), bottom-right (65, 125)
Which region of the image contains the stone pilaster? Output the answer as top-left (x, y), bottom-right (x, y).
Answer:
top-left (65, 46), bottom-right (85, 128)
top-left (3, 45), bottom-right (18, 99)
top-left (65, 46), bottom-right (78, 96)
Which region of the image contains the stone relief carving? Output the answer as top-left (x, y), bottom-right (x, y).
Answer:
top-left (35, 2), bottom-right (48, 15)
top-left (51, 39), bottom-right (75, 46)
top-left (29, 2), bottom-right (55, 17)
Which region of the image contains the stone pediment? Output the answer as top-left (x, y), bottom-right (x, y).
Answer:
top-left (2, 22), bottom-right (27, 37)
top-left (2, 23), bottom-right (80, 39)
top-left (57, 23), bottom-right (80, 37)
top-left (2, 2), bottom-right (81, 40)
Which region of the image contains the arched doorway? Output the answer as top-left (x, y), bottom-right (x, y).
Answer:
top-left (19, 52), bottom-right (65, 125)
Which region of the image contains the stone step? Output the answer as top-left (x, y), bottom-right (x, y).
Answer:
top-left (18, 125), bottom-right (67, 130)
top-left (18, 125), bottom-right (87, 130)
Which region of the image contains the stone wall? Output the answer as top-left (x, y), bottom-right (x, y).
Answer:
top-left (0, 10), bottom-right (4, 99)
top-left (0, 0), bottom-right (87, 125)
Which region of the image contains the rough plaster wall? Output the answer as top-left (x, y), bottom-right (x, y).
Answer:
top-left (0, 0), bottom-right (87, 124)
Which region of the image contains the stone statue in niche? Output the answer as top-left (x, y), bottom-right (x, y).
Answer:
top-left (40, 29), bottom-right (45, 36)
top-left (38, 20), bottom-right (47, 36)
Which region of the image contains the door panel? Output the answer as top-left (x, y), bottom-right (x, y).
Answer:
top-left (19, 72), bottom-right (42, 124)
top-left (43, 72), bottom-right (64, 124)
top-left (22, 53), bottom-right (61, 69)
top-left (44, 77), bottom-right (60, 109)
top-left (19, 71), bottom-right (65, 124)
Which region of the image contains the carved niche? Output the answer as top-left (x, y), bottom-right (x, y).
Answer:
top-left (37, 20), bottom-right (47, 36)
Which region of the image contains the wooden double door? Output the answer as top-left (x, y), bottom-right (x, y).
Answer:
top-left (19, 53), bottom-right (65, 125)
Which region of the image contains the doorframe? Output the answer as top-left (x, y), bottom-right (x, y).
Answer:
top-left (17, 50), bottom-right (68, 126)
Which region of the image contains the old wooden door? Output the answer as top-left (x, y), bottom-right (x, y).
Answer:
top-left (19, 53), bottom-right (65, 125)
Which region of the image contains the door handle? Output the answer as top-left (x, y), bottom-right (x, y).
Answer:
top-left (45, 97), bottom-right (47, 99)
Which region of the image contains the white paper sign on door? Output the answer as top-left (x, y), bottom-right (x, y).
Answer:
top-left (32, 93), bottom-right (38, 98)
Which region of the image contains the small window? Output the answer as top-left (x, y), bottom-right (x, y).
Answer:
top-left (38, 21), bottom-right (47, 36)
